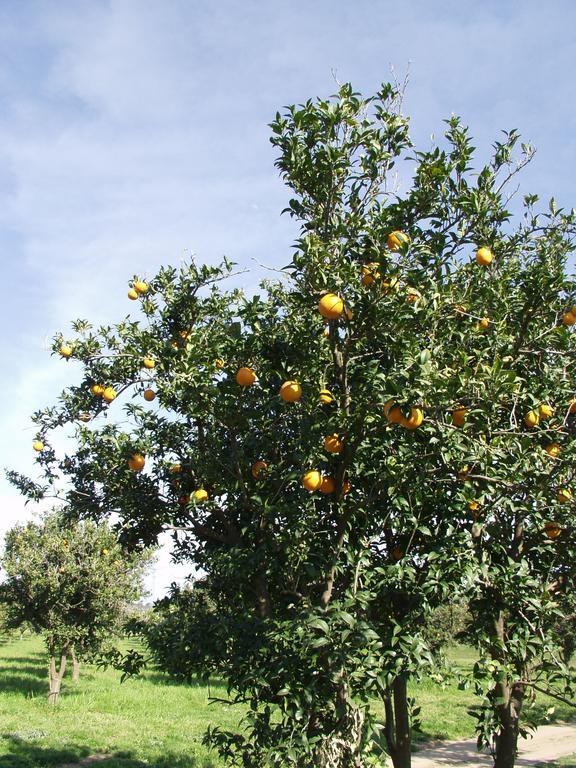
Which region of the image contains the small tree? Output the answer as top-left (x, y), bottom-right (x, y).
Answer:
top-left (10, 83), bottom-right (576, 766)
top-left (0, 511), bottom-right (151, 703)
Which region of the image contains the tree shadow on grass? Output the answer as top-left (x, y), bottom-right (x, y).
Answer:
top-left (0, 737), bottom-right (217, 768)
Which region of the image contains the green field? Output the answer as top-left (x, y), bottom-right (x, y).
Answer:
top-left (0, 636), bottom-right (573, 767)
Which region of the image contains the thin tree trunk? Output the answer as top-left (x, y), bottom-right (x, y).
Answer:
top-left (48, 652), bottom-right (67, 705)
top-left (71, 648), bottom-right (80, 681)
top-left (383, 675), bottom-right (412, 768)
top-left (493, 681), bottom-right (525, 768)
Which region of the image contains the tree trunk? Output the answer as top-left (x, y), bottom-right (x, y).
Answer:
top-left (383, 675), bottom-right (412, 768)
top-left (315, 705), bottom-right (366, 768)
top-left (48, 653), bottom-right (67, 705)
top-left (493, 681), bottom-right (525, 768)
top-left (71, 648), bottom-right (80, 681)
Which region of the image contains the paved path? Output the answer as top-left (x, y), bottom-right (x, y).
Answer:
top-left (412, 722), bottom-right (576, 767)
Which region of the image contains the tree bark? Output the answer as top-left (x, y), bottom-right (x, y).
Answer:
top-left (314, 705), bottom-right (365, 768)
top-left (493, 681), bottom-right (525, 768)
top-left (48, 652), bottom-right (67, 705)
top-left (71, 648), bottom-right (80, 681)
top-left (383, 675), bottom-right (412, 768)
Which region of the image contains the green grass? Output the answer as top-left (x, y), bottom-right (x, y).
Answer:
top-left (0, 636), bottom-right (573, 766)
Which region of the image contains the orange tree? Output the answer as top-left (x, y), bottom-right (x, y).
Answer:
top-left (0, 510), bottom-right (150, 703)
top-left (10, 83), bottom-right (576, 767)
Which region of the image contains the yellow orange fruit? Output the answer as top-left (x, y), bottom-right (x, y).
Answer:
top-left (467, 500), bottom-right (481, 512)
top-left (458, 465), bottom-right (470, 482)
top-left (193, 489), bottom-right (209, 502)
top-left (569, 398), bottom-right (576, 414)
top-left (90, 384), bottom-right (105, 397)
top-left (544, 521), bottom-right (562, 539)
top-left (319, 476), bottom-right (336, 494)
top-left (302, 470), bottom-right (323, 492)
top-left (319, 389), bottom-right (334, 405)
top-left (477, 317), bottom-right (490, 331)
top-left (143, 389), bottom-right (156, 402)
top-left (406, 287), bottom-right (421, 303)
top-left (59, 344), bottom-right (73, 359)
top-left (361, 263), bottom-right (381, 286)
top-left (128, 453), bottom-right (145, 472)
top-left (562, 311), bottom-right (576, 326)
top-left (32, 440), bottom-right (44, 452)
top-left (324, 433), bottom-right (344, 454)
top-left (134, 280), bottom-right (149, 294)
top-left (143, 357), bottom-right (156, 369)
top-left (214, 358), bottom-right (225, 369)
top-left (318, 293), bottom-right (344, 320)
top-left (279, 381), bottom-right (302, 402)
top-left (169, 463), bottom-right (182, 474)
top-left (557, 488), bottom-right (572, 504)
top-left (476, 247), bottom-right (494, 266)
top-left (452, 406), bottom-right (467, 427)
top-left (236, 367), bottom-right (256, 387)
top-left (381, 276), bottom-right (400, 293)
top-left (402, 407), bottom-right (424, 430)
top-left (103, 386), bottom-right (117, 403)
top-left (524, 410), bottom-right (540, 428)
top-left (538, 404), bottom-right (553, 421)
top-left (544, 443), bottom-right (561, 458)
top-left (127, 288), bottom-right (139, 300)
top-left (387, 231), bottom-right (409, 252)
top-left (251, 460), bottom-right (268, 479)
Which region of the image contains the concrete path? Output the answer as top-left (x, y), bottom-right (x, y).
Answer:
top-left (412, 722), bottom-right (576, 767)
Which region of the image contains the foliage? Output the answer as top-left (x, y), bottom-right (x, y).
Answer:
top-left (421, 602), bottom-right (471, 658)
top-left (9, 82), bottom-right (576, 767)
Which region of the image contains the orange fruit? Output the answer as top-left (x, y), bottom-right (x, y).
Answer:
top-left (361, 263), bottom-right (381, 286)
top-left (381, 276), bottom-right (400, 293)
top-left (406, 287), bottom-right (421, 304)
top-left (538, 404), bottom-right (553, 421)
top-left (324, 433), bottom-right (344, 454)
top-left (319, 389), bottom-right (334, 405)
top-left (134, 280), bottom-right (149, 294)
top-left (557, 488), bottom-right (572, 504)
top-left (143, 357), bottom-right (156, 369)
top-left (103, 386), bottom-right (117, 403)
top-left (143, 389), bottom-right (156, 402)
top-left (251, 460), bottom-right (268, 479)
top-left (477, 317), bottom-right (490, 331)
top-left (302, 470), bottom-right (323, 492)
top-left (402, 407), bottom-right (424, 430)
top-left (169, 463), bottom-right (182, 474)
top-left (319, 476), bottom-right (336, 494)
top-left (214, 358), bottom-right (225, 369)
top-left (387, 231), bottom-right (409, 252)
top-left (458, 465), bottom-right (470, 482)
top-left (452, 406), bottom-right (467, 427)
top-left (467, 500), bottom-right (481, 512)
top-left (193, 489), bottom-right (209, 502)
top-left (544, 521), bottom-right (562, 539)
top-left (236, 367), bottom-right (256, 387)
top-left (562, 312), bottom-right (576, 326)
top-left (127, 288), bottom-right (139, 300)
top-left (32, 440), bottom-right (44, 452)
top-left (544, 443), bottom-right (561, 458)
top-left (90, 384), bottom-right (105, 397)
top-left (59, 344), bottom-right (73, 358)
top-left (476, 247), bottom-right (494, 266)
top-left (279, 381), bottom-right (302, 402)
top-left (524, 410), bottom-right (540, 428)
top-left (128, 453), bottom-right (145, 472)
top-left (342, 479), bottom-right (351, 495)
top-left (569, 398), bottom-right (576, 414)
top-left (318, 293), bottom-right (344, 320)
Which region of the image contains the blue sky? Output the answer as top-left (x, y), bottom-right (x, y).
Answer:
top-left (1, 0), bottom-right (575, 597)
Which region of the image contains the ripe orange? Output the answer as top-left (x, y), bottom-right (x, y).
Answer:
top-left (538, 404), bottom-right (553, 421)
top-left (319, 389), bottom-right (334, 405)
top-left (544, 443), bottom-right (561, 458)
top-left (361, 263), bottom-right (381, 286)
top-left (524, 410), bottom-right (540, 428)
top-left (562, 311), bottom-right (576, 326)
top-left (214, 358), bottom-right (225, 369)
top-left (477, 317), bottom-right (490, 331)
top-left (318, 293), bottom-right (344, 320)
top-left (319, 476), bottom-right (336, 494)
top-left (59, 344), bottom-right (73, 358)
top-left (90, 384), bottom-right (105, 397)
top-left (127, 288), bottom-right (139, 300)
top-left (302, 470), bottom-right (323, 492)
top-left (134, 280), bottom-right (149, 294)
top-left (128, 453), bottom-right (145, 472)
top-left (557, 488), bottom-right (572, 504)
top-left (143, 357), bottom-right (156, 369)
top-left (251, 460), bottom-right (268, 479)
top-left (103, 386), bottom-right (117, 403)
top-left (452, 406), bottom-right (467, 427)
top-left (236, 367), bottom-right (256, 387)
top-left (143, 389), bottom-right (156, 402)
top-left (32, 440), bottom-right (44, 452)
top-left (544, 520), bottom-right (562, 539)
top-left (279, 381), bottom-right (302, 402)
top-left (381, 276), bottom-right (400, 293)
top-left (324, 433), bottom-right (344, 454)
top-left (467, 500), bottom-right (481, 512)
top-left (569, 398), bottom-right (576, 414)
top-left (476, 247), bottom-right (494, 266)
top-left (402, 407), bottom-right (424, 430)
top-left (194, 489), bottom-right (209, 502)
top-left (387, 231), bottom-right (409, 252)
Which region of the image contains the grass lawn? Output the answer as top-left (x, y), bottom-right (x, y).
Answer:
top-left (0, 636), bottom-right (573, 766)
